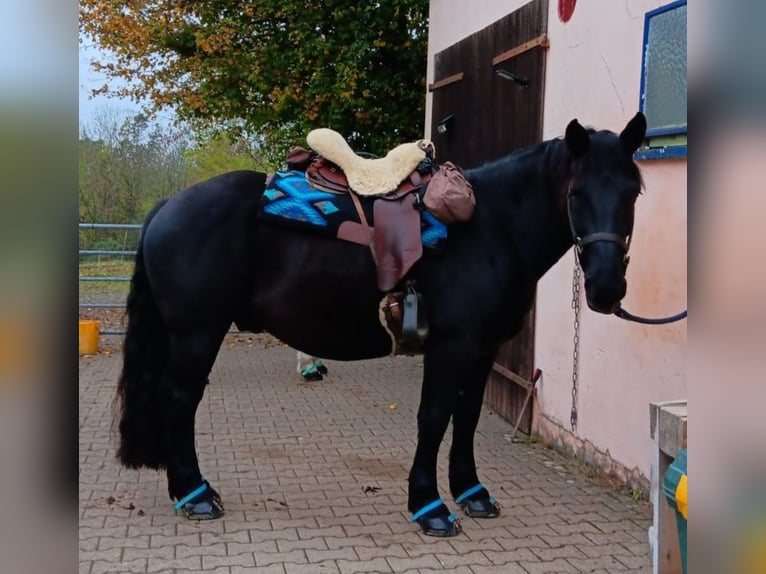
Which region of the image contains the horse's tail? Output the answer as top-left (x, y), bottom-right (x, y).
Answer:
top-left (115, 199), bottom-right (170, 469)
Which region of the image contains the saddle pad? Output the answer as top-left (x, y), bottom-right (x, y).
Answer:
top-left (258, 171), bottom-right (447, 249)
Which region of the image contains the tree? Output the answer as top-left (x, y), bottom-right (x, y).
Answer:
top-left (79, 1), bottom-right (429, 165)
top-left (184, 135), bottom-right (263, 184)
top-left (79, 106), bottom-right (263, 230)
top-left (79, 109), bottom-right (190, 224)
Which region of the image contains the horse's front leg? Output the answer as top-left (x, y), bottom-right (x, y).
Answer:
top-left (408, 340), bottom-right (472, 537)
top-left (448, 353), bottom-right (502, 518)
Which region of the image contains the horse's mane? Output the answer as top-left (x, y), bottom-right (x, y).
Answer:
top-left (463, 134), bottom-right (582, 207)
top-left (464, 127), bottom-right (642, 209)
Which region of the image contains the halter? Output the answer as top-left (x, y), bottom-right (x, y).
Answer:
top-left (565, 182), bottom-right (686, 324)
top-left (566, 182), bottom-right (631, 267)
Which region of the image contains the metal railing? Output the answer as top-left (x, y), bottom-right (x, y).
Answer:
top-left (79, 223), bottom-right (240, 336)
top-left (78, 223), bottom-right (141, 335)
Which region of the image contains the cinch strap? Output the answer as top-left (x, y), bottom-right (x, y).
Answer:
top-left (455, 483), bottom-right (485, 504)
top-left (174, 482), bottom-right (208, 511)
top-left (412, 498), bottom-right (444, 521)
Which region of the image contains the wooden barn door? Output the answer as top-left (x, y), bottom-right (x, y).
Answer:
top-left (429, 0), bottom-right (548, 434)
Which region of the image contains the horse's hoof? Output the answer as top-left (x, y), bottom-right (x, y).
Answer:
top-left (316, 363), bottom-right (328, 375)
top-left (175, 482), bottom-right (224, 520)
top-left (180, 494), bottom-right (224, 520)
top-left (460, 496), bottom-right (501, 518)
top-left (301, 371), bottom-right (323, 382)
top-left (416, 512), bottom-right (462, 537)
top-left (412, 500), bottom-right (462, 537)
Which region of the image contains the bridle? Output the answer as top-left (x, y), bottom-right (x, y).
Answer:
top-left (566, 181), bottom-right (686, 325)
top-left (566, 182), bottom-right (631, 268)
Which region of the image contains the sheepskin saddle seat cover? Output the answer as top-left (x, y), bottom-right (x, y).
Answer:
top-left (306, 128), bottom-right (431, 196)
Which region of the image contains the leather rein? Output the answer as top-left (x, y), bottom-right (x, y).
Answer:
top-left (566, 184), bottom-right (686, 325)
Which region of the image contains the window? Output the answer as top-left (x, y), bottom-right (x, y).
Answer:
top-left (635, 0), bottom-right (687, 160)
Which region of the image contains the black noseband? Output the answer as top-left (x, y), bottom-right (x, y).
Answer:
top-left (575, 231), bottom-right (629, 253)
top-left (567, 185), bottom-right (631, 265)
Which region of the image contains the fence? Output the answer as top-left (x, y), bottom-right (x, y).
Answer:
top-left (78, 223), bottom-right (142, 335)
top-left (78, 223), bottom-right (240, 336)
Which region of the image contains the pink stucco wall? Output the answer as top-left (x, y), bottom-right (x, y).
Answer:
top-left (427, 0), bottom-right (687, 482)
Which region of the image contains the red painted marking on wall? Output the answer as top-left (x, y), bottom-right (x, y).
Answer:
top-left (559, 0), bottom-right (577, 23)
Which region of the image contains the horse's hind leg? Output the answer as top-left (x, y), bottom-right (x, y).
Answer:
top-left (448, 354), bottom-right (501, 518)
top-left (160, 326), bottom-right (228, 519)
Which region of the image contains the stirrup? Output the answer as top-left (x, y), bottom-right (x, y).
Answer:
top-left (402, 281), bottom-right (428, 344)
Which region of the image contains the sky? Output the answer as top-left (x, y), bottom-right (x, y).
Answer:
top-left (78, 39), bottom-right (141, 129)
top-left (79, 37), bottom-right (175, 131)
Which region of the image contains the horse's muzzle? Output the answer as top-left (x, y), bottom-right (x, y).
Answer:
top-left (584, 276), bottom-right (626, 314)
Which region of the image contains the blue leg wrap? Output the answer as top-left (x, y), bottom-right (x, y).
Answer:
top-left (411, 498), bottom-right (456, 523)
top-left (174, 482), bottom-right (208, 511)
top-left (455, 483), bottom-right (485, 504)
top-left (300, 363), bottom-right (319, 378)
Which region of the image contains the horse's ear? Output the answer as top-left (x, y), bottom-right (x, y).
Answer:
top-left (565, 119), bottom-right (590, 158)
top-left (619, 112), bottom-right (647, 153)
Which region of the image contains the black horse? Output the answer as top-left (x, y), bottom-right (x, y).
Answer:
top-left (116, 113), bottom-right (647, 537)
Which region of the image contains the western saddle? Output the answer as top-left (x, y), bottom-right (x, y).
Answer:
top-left (283, 129), bottom-right (435, 349)
top-left (288, 129), bottom-right (436, 294)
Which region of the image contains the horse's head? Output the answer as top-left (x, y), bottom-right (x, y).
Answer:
top-left (564, 112), bottom-right (646, 314)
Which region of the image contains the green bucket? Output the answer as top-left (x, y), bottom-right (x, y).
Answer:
top-left (663, 449), bottom-right (687, 574)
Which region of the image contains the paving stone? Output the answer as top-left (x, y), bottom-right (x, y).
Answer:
top-left (470, 563), bottom-right (529, 574)
top-left (79, 344), bottom-right (652, 574)
top-left (91, 558), bottom-right (147, 574)
top-left (521, 557), bottom-right (580, 573)
top-left (337, 557), bottom-right (393, 574)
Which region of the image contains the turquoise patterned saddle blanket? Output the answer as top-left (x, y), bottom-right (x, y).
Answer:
top-left (258, 170), bottom-right (447, 249)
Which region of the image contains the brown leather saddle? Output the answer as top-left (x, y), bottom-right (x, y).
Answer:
top-left (286, 143), bottom-right (435, 293)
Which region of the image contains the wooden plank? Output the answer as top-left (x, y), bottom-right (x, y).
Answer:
top-left (491, 362), bottom-right (534, 392)
top-left (491, 34), bottom-right (549, 66)
top-left (649, 400), bottom-right (687, 457)
top-left (428, 72), bottom-right (464, 92)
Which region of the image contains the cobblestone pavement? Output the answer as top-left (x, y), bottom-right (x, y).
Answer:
top-left (80, 336), bottom-right (652, 573)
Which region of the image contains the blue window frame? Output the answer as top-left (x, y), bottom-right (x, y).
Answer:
top-left (635, 0), bottom-right (687, 160)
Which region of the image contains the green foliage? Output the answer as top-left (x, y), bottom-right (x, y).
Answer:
top-left (184, 135), bottom-right (263, 184)
top-left (79, 110), bottom-right (260, 250)
top-left (79, 112), bottom-right (188, 225)
top-left (80, 1), bottom-right (429, 162)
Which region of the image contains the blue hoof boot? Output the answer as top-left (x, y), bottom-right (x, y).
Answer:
top-left (181, 496), bottom-right (224, 520)
top-left (455, 483), bottom-right (501, 518)
top-left (461, 496), bottom-right (501, 518)
top-left (300, 363), bottom-right (324, 381)
top-left (416, 512), bottom-right (462, 536)
top-left (412, 499), bottom-right (462, 537)
top-left (175, 482), bottom-right (224, 520)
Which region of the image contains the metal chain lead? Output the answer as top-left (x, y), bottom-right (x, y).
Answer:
top-left (570, 253), bottom-right (582, 432)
